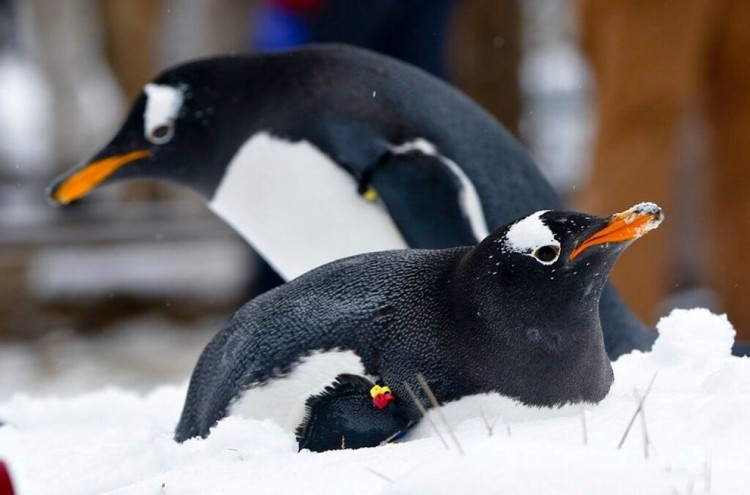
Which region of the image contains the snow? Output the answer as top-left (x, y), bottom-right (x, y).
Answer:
top-left (1, 308), bottom-right (748, 494)
top-left (0, 317), bottom-right (216, 401)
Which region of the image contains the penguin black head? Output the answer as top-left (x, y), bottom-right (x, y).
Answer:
top-left (46, 58), bottom-right (254, 204)
top-left (461, 202), bottom-right (665, 344)
top-left (443, 202), bottom-right (664, 406)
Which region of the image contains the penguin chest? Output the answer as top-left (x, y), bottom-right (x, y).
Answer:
top-left (209, 132), bottom-right (408, 280)
top-left (227, 349), bottom-right (369, 433)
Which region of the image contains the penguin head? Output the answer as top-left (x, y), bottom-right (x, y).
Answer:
top-left (46, 58), bottom-right (259, 204)
top-left (463, 202), bottom-right (664, 325)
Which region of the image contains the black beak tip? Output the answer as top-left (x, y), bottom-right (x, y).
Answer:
top-left (44, 176), bottom-right (70, 207)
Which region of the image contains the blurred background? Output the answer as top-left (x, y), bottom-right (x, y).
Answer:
top-left (2, 0), bottom-right (745, 398)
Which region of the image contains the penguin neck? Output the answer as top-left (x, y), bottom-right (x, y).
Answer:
top-left (450, 249), bottom-right (613, 405)
top-left (462, 307), bottom-right (613, 406)
top-left (208, 132), bottom-right (409, 280)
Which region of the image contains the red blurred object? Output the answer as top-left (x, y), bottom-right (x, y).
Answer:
top-left (0, 461), bottom-right (14, 495)
top-left (273, 0), bottom-right (326, 14)
top-left (372, 391), bottom-right (395, 410)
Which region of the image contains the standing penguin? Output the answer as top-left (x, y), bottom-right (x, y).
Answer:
top-left (174, 203), bottom-right (664, 450)
top-left (46, 44), bottom-right (653, 358)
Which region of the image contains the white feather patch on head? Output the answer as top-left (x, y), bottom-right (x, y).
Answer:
top-left (143, 83), bottom-right (184, 136)
top-left (504, 210), bottom-right (558, 255)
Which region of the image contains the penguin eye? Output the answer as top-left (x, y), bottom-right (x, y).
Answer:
top-left (147, 123), bottom-right (174, 144)
top-left (533, 245), bottom-right (560, 264)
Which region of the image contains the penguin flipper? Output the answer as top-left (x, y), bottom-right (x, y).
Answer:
top-left (370, 150), bottom-right (482, 249)
top-left (295, 374), bottom-right (408, 452)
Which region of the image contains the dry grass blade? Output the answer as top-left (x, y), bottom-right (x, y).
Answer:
top-left (581, 408), bottom-right (588, 446)
top-left (634, 389), bottom-right (650, 458)
top-left (364, 467), bottom-right (394, 483)
top-left (617, 372), bottom-right (658, 449)
top-left (417, 373), bottom-right (464, 455)
top-left (402, 381), bottom-right (450, 450)
top-left (480, 408), bottom-right (500, 437)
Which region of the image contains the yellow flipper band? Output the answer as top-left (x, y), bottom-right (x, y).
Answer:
top-left (363, 186), bottom-right (379, 202)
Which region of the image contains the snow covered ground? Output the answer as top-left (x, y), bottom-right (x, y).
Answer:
top-left (1, 308), bottom-right (748, 494)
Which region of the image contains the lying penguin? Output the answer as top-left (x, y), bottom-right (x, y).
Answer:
top-left (46, 44), bottom-right (656, 359)
top-left (175, 203), bottom-right (664, 451)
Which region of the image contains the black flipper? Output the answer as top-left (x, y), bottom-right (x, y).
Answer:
top-left (296, 374), bottom-right (408, 452)
top-left (370, 151), bottom-right (480, 249)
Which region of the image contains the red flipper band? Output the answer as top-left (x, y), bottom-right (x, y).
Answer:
top-left (370, 384), bottom-right (396, 410)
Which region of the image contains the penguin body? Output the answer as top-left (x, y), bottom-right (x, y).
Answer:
top-left (174, 203), bottom-right (663, 448)
top-left (47, 44), bottom-right (654, 358)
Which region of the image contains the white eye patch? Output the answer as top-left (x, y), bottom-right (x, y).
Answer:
top-left (143, 83), bottom-right (184, 140)
top-left (504, 210), bottom-right (561, 264)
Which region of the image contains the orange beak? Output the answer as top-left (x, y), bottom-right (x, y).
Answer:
top-left (570, 203), bottom-right (664, 260)
top-left (49, 149), bottom-right (150, 205)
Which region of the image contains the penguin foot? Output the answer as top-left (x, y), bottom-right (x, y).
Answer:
top-left (295, 374), bottom-right (408, 452)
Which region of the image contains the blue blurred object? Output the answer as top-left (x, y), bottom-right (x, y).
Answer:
top-left (308, 0), bottom-right (456, 79)
top-left (253, 2), bottom-right (313, 51)
top-left (251, 0), bottom-right (456, 78)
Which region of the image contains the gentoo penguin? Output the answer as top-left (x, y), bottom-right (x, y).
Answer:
top-left (174, 203), bottom-right (664, 450)
top-left (46, 43), bottom-right (652, 358)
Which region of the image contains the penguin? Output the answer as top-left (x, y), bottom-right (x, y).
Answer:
top-left (174, 202), bottom-right (664, 450)
top-left (46, 43), bottom-right (652, 359)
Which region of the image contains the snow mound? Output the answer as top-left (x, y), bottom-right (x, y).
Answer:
top-left (652, 308), bottom-right (735, 362)
top-left (1, 308), bottom-right (749, 494)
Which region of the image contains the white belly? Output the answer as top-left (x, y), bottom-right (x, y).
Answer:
top-left (210, 132), bottom-right (408, 281)
top-left (227, 349), bottom-right (368, 433)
